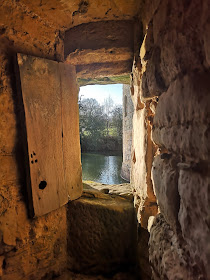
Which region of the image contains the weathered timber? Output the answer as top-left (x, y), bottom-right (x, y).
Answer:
top-left (17, 53), bottom-right (82, 217)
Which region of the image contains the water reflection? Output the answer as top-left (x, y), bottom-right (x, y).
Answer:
top-left (81, 153), bottom-right (127, 184)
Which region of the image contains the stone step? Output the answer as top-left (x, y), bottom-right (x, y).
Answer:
top-left (66, 183), bottom-right (137, 275)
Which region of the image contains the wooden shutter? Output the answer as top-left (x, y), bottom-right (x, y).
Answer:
top-left (17, 53), bottom-right (83, 217)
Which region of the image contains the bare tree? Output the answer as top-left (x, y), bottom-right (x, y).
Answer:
top-left (102, 95), bottom-right (114, 136)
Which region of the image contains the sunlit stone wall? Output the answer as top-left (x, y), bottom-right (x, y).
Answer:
top-left (131, 0), bottom-right (210, 279)
top-left (121, 84), bottom-right (134, 181)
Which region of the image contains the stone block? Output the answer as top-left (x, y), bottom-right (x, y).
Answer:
top-left (140, 22), bottom-right (154, 64)
top-left (131, 108), bottom-right (147, 186)
top-left (66, 47), bottom-right (133, 65)
top-left (149, 214), bottom-right (200, 280)
top-left (153, 1), bottom-right (207, 86)
top-left (67, 187), bottom-right (137, 274)
top-left (203, 20), bottom-right (210, 67)
top-left (139, 0), bottom-right (160, 33)
top-left (137, 227), bottom-right (152, 280)
top-left (131, 91), bottom-right (158, 228)
top-left (152, 155), bottom-right (180, 231)
top-left (178, 167), bottom-right (209, 278)
top-left (0, 2), bottom-right (63, 60)
top-left (131, 108), bottom-right (147, 212)
top-left (64, 21), bottom-right (134, 58)
top-left (152, 73), bottom-right (210, 161)
top-left (0, 182), bottom-right (68, 279)
top-left (0, 86), bottom-right (17, 155)
top-left (141, 46), bottom-right (167, 99)
top-left (83, 182), bottom-right (133, 201)
top-left (0, 256), bottom-right (4, 277)
top-left (140, 0), bottom-right (209, 94)
top-left (0, 156), bottom-right (19, 185)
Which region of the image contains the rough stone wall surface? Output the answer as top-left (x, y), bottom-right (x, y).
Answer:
top-left (3, 0), bottom-right (142, 30)
top-left (137, 227), bottom-right (152, 280)
top-left (130, 60), bottom-right (158, 229)
top-left (0, 1), bottom-right (64, 61)
top-left (131, 0), bottom-right (210, 279)
top-left (121, 84), bottom-right (134, 181)
top-left (0, 2), bottom-right (141, 278)
top-left (67, 185), bottom-right (137, 275)
top-left (0, 10), bottom-right (68, 278)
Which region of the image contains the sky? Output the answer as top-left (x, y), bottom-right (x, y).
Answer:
top-left (79, 84), bottom-right (123, 105)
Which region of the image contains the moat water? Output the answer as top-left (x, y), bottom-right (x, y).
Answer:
top-left (81, 153), bottom-right (127, 184)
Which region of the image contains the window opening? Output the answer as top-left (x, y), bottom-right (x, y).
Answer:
top-left (78, 84), bottom-right (127, 184)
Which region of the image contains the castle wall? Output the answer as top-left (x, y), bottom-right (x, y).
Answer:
top-left (0, 1), bottom-right (209, 279)
top-left (121, 84), bottom-right (134, 181)
top-left (0, 5), bottom-right (68, 278)
top-left (131, 0), bottom-right (210, 278)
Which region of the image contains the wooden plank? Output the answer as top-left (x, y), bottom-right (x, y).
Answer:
top-left (59, 63), bottom-right (83, 200)
top-left (17, 54), bottom-right (82, 216)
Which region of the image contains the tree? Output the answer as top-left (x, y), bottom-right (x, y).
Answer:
top-left (111, 105), bottom-right (123, 139)
top-left (102, 95), bottom-right (114, 136)
top-left (79, 97), bottom-right (123, 152)
top-left (79, 98), bottom-right (105, 136)
top-left (79, 98), bottom-right (106, 150)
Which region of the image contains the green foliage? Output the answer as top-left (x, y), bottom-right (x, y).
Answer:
top-left (111, 106), bottom-right (123, 139)
top-left (79, 97), bottom-right (123, 152)
top-left (79, 98), bottom-right (106, 137)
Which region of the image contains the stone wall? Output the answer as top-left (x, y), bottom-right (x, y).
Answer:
top-left (131, 0), bottom-right (210, 279)
top-left (0, 0), bottom-right (209, 279)
top-left (0, 2), bottom-right (138, 278)
top-left (0, 8), bottom-right (68, 278)
top-left (121, 84), bottom-right (134, 181)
